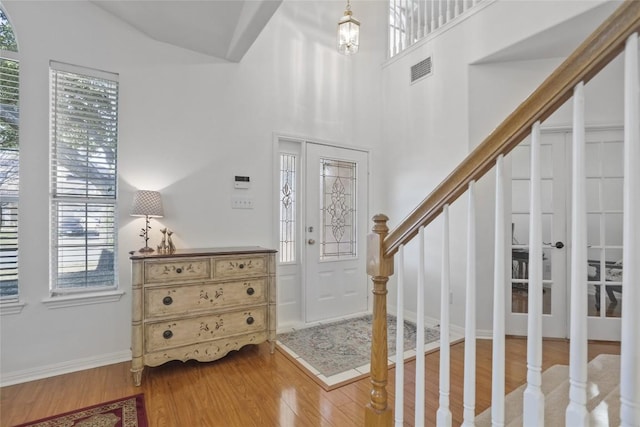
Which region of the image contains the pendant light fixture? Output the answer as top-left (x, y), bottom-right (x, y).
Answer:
top-left (337, 0), bottom-right (360, 55)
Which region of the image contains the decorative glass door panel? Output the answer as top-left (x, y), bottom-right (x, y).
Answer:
top-left (320, 159), bottom-right (357, 260)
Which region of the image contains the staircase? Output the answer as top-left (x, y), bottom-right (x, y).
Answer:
top-left (475, 354), bottom-right (621, 426)
top-left (365, 1), bottom-right (640, 426)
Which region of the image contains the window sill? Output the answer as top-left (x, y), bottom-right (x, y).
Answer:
top-left (0, 300), bottom-right (26, 316)
top-left (42, 290), bottom-right (125, 309)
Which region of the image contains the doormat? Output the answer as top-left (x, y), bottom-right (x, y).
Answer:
top-left (276, 314), bottom-right (441, 390)
top-left (13, 394), bottom-right (148, 427)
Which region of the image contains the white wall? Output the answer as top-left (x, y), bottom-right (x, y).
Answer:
top-left (0, 0), bottom-right (387, 384)
top-left (381, 0), bottom-right (621, 333)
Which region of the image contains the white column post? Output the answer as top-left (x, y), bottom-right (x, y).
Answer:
top-left (415, 227), bottom-right (426, 426)
top-left (492, 155), bottom-right (506, 427)
top-left (523, 122), bottom-right (545, 426)
top-left (621, 31), bottom-right (640, 427)
top-left (462, 181), bottom-right (476, 427)
top-left (437, 205), bottom-right (452, 427)
top-left (394, 245), bottom-right (406, 427)
top-left (565, 81), bottom-right (589, 426)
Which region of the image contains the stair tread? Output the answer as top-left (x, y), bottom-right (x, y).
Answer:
top-left (476, 354), bottom-right (619, 426)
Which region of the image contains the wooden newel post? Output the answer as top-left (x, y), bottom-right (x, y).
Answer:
top-left (365, 214), bottom-right (394, 427)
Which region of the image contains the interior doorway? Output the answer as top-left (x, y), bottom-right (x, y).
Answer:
top-left (506, 127), bottom-right (623, 341)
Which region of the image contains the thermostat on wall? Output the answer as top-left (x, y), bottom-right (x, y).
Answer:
top-left (234, 175), bottom-right (251, 189)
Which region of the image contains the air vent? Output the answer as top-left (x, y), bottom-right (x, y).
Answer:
top-left (410, 56), bottom-right (433, 84)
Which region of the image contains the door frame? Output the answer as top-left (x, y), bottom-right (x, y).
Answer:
top-left (505, 125), bottom-right (624, 341)
top-left (272, 134), bottom-right (372, 331)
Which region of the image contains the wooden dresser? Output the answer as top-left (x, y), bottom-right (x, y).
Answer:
top-left (130, 247), bottom-right (276, 385)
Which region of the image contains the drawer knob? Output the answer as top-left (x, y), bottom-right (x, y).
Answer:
top-left (176, 267), bottom-right (183, 274)
top-left (163, 296), bottom-right (173, 305)
top-left (246, 287), bottom-right (255, 296)
top-left (163, 330), bottom-right (173, 339)
top-left (239, 263), bottom-right (245, 269)
top-left (246, 316), bottom-right (254, 325)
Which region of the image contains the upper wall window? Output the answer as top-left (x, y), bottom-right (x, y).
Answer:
top-left (389, 0), bottom-right (486, 58)
top-left (50, 61), bottom-right (119, 294)
top-left (0, 7), bottom-right (19, 302)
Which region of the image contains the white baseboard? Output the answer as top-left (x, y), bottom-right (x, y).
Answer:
top-left (0, 350), bottom-right (132, 387)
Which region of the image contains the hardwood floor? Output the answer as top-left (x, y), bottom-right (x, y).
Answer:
top-left (1, 338), bottom-right (620, 426)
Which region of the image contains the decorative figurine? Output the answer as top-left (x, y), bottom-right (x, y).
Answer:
top-left (157, 227), bottom-right (176, 254)
top-left (158, 228), bottom-right (168, 254)
top-left (167, 229), bottom-right (175, 253)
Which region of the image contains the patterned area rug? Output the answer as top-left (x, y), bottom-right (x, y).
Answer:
top-left (277, 314), bottom-right (439, 379)
top-left (13, 394), bottom-right (148, 427)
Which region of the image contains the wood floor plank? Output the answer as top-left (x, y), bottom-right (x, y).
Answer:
top-left (0, 338), bottom-right (620, 426)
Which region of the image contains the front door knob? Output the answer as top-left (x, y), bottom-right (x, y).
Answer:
top-left (308, 239), bottom-right (316, 245)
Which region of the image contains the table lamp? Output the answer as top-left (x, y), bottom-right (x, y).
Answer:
top-left (131, 190), bottom-right (164, 253)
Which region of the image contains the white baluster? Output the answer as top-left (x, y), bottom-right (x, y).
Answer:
top-left (523, 122), bottom-right (544, 426)
top-left (437, 205), bottom-right (452, 427)
top-left (403, 0), bottom-right (410, 51)
top-left (415, 227), bottom-right (426, 426)
top-left (462, 181), bottom-right (476, 427)
top-left (391, 0), bottom-right (397, 57)
top-left (416, 0), bottom-right (423, 39)
top-left (409, 0), bottom-right (415, 46)
top-left (565, 81), bottom-right (589, 426)
top-left (431, 0), bottom-right (436, 35)
top-left (395, 245), bottom-right (405, 427)
top-left (492, 155), bottom-right (506, 427)
top-left (621, 31), bottom-right (640, 427)
top-left (438, 0), bottom-right (444, 28)
top-left (423, 0), bottom-right (428, 35)
top-left (446, 0), bottom-right (452, 23)
top-left (454, 0), bottom-right (460, 19)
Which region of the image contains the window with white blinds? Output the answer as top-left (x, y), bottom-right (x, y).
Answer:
top-left (0, 8), bottom-right (19, 302)
top-left (50, 61), bottom-right (118, 293)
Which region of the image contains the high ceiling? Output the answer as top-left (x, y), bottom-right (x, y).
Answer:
top-left (90, 0), bottom-right (282, 62)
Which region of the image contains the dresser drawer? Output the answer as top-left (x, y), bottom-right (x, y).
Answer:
top-left (144, 258), bottom-right (210, 283)
top-left (214, 255), bottom-right (267, 278)
top-left (145, 279), bottom-right (267, 318)
top-left (144, 307), bottom-right (266, 352)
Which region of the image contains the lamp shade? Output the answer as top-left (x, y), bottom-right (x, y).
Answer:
top-left (131, 190), bottom-right (164, 217)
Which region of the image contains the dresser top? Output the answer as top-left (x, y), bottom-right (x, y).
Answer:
top-left (129, 246), bottom-right (277, 260)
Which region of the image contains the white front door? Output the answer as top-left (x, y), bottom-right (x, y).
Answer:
top-left (507, 131), bottom-right (568, 338)
top-left (304, 143), bottom-right (369, 323)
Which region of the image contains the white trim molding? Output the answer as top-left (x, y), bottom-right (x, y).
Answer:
top-left (42, 290), bottom-right (125, 309)
top-left (0, 350), bottom-right (132, 387)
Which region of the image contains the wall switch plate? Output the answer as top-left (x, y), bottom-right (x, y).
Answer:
top-left (231, 196), bottom-right (254, 209)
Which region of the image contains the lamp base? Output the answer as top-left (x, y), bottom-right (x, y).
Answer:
top-left (138, 246), bottom-right (154, 253)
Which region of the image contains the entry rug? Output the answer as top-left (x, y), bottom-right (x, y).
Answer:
top-left (277, 314), bottom-right (441, 390)
top-left (13, 394), bottom-right (148, 427)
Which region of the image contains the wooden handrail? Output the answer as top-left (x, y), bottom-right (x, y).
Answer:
top-left (383, 0), bottom-right (640, 258)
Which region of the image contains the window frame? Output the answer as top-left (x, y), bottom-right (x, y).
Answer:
top-left (49, 60), bottom-right (119, 296)
top-left (0, 6), bottom-right (20, 306)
